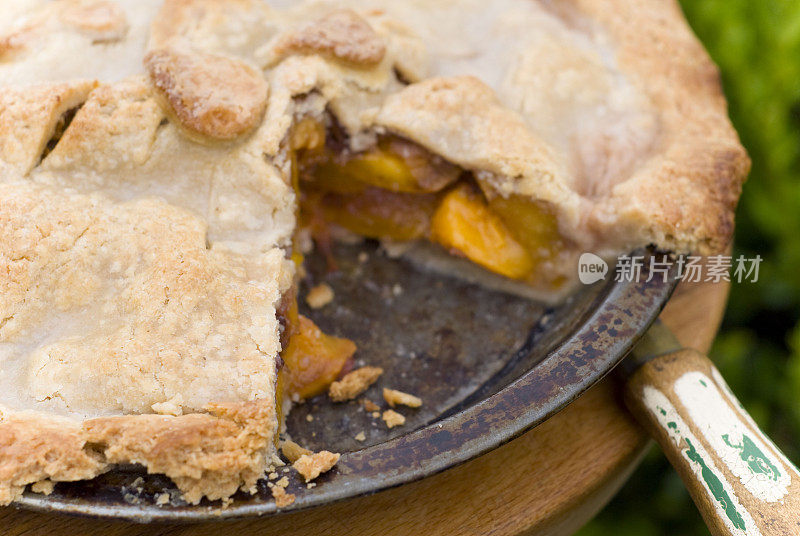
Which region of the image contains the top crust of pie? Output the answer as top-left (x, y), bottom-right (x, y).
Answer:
top-left (145, 0), bottom-right (747, 258)
top-left (0, 0), bottom-right (748, 505)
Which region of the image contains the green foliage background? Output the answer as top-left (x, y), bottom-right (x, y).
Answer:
top-left (579, 1), bottom-right (800, 534)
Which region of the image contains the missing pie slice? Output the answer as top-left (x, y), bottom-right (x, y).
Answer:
top-left (0, 0), bottom-right (748, 505)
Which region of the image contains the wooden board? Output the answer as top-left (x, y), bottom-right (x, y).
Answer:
top-left (0, 279), bottom-right (729, 536)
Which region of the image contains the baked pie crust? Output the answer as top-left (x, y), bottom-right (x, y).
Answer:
top-left (0, 0), bottom-right (748, 505)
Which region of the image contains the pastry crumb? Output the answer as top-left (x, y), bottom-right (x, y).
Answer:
top-left (361, 398), bottom-right (380, 412)
top-left (306, 283), bottom-right (334, 309)
top-left (156, 492), bottom-right (171, 506)
top-left (268, 471), bottom-right (279, 480)
top-left (329, 366), bottom-right (383, 401)
top-left (276, 476), bottom-right (289, 488)
top-left (358, 252), bottom-right (369, 263)
top-left (271, 485), bottom-right (296, 508)
top-left (281, 440), bottom-right (312, 463)
top-left (30, 480), bottom-right (54, 495)
top-left (307, 482), bottom-right (317, 489)
top-left (306, 414), bottom-right (314, 422)
top-left (371, 411), bottom-right (380, 419)
top-left (150, 393), bottom-right (184, 416)
top-left (354, 431), bottom-right (366, 442)
top-left (293, 451), bottom-right (340, 482)
top-left (383, 388), bottom-right (422, 408)
top-left (382, 409), bottom-right (405, 428)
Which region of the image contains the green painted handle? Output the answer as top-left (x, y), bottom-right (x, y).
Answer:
top-left (624, 349), bottom-right (800, 536)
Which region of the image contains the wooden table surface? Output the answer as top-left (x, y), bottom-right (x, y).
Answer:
top-left (0, 279), bottom-right (729, 536)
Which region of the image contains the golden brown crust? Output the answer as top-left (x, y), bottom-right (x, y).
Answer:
top-left (0, 400), bottom-right (276, 506)
top-left (0, 409), bottom-right (107, 505)
top-left (83, 399), bottom-right (277, 504)
top-left (564, 0), bottom-right (750, 254)
top-left (272, 9), bottom-right (386, 66)
top-left (0, 80), bottom-right (96, 177)
top-left (0, 74), bottom-right (292, 502)
top-left (145, 47), bottom-right (268, 141)
top-left (328, 366), bottom-right (383, 402)
top-left (40, 77), bottom-right (164, 171)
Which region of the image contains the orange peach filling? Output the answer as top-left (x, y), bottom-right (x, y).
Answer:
top-left (281, 314), bottom-right (356, 400)
top-left (294, 123), bottom-right (566, 285)
top-left (431, 184), bottom-right (534, 280)
top-left (314, 188), bottom-right (438, 242)
top-left (277, 121), bottom-right (569, 404)
top-left (276, 252), bottom-right (356, 403)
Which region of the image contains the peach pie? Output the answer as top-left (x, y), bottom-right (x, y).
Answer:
top-left (0, 0), bottom-right (748, 505)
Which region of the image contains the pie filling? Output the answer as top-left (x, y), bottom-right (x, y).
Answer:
top-left (291, 117), bottom-right (571, 291)
top-left (277, 286), bottom-right (356, 403)
top-left (275, 116), bottom-right (576, 405)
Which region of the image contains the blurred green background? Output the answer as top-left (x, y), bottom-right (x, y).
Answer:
top-left (579, 1), bottom-right (800, 534)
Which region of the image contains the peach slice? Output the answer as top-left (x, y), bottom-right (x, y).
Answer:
top-left (318, 187), bottom-right (438, 241)
top-left (305, 137), bottom-right (460, 194)
top-left (487, 194), bottom-right (563, 264)
top-left (333, 147), bottom-right (424, 193)
top-left (431, 184), bottom-right (535, 280)
top-left (282, 315), bottom-right (356, 400)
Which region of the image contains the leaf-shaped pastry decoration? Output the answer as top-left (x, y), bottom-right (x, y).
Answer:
top-left (145, 47), bottom-right (268, 141)
top-left (272, 9), bottom-right (386, 66)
